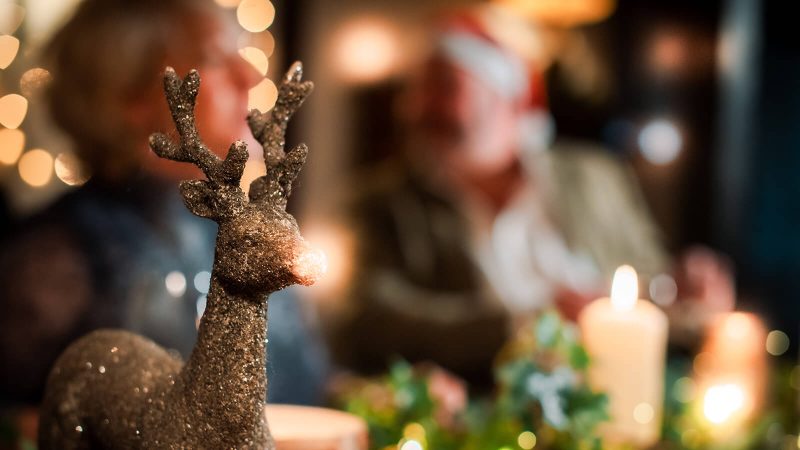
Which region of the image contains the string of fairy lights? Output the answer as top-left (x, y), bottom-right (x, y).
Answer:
top-left (0, 0), bottom-right (278, 195)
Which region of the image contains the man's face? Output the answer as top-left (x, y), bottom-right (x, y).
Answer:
top-left (406, 56), bottom-right (521, 177)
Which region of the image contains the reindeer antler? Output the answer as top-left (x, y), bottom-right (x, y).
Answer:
top-left (149, 68), bottom-right (250, 221)
top-left (247, 62), bottom-right (314, 208)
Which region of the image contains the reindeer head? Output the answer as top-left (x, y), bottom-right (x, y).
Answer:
top-left (149, 63), bottom-right (324, 295)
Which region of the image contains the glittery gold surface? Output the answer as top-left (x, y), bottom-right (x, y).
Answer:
top-left (38, 63), bottom-right (316, 449)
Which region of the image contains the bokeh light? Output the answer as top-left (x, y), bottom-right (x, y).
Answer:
top-left (165, 271), bottom-right (187, 297)
top-left (791, 366), bottom-right (800, 391)
top-left (332, 17), bottom-right (400, 84)
top-left (703, 383), bottom-right (744, 424)
top-left (248, 78), bottom-right (278, 112)
top-left (693, 351), bottom-right (712, 376)
top-left (517, 430), bottom-right (537, 449)
top-left (193, 271), bottom-right (211, 294)
top-left (236, 0), bottom-right (275, 33)
top-left (0, 4), bottom-right (26, 35)
top-left (649, 273), bottom-right (677, 306)
top-left (649, 31), bottom-right (688, 74)
top-left (214, 0), bottom-right (241, 8)
top-left (494, 0), bottom-right (616, 27)
top-left (638, 119), bottom-right (682, 165)
top-left (721, 312), bottom-right (757, 341)
top-left (0, 34), bottom-right (20, 69)
top-left (19, 67), bottom-right (52, 97)
top-left (398, 439), bottom-right (423, 450)
top-left (54, 152), bottom-right (90, 186)
top-left (403, 423), bottom-right (426, 446)
top-left (766, 330), bottom-right (790, 356)
top-left (0, 93), bottom-right (28, 129)
top-left (238, 31), bottom-right (275, 57)
top-left (673, 377), bottom-right (696, 403)
top-left (632, 402), bottom-right (654, 424)
top-left (301, 224), bottom-right (355, 303)
top-left (18, 148), bottom-right (53, 187)
top-left (0, 128), bottom-right (25, 165)
top-left (239, 46), bottom-right (269, 76)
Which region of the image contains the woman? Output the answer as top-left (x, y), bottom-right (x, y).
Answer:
top-left (0, 0), bottom-right (326, 415)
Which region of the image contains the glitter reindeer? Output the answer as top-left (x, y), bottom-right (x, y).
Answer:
top-left (38, 62), bottom-right (323, 449)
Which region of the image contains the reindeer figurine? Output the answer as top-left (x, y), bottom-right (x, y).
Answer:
top-left (38, 62), bottom-right (323, 449)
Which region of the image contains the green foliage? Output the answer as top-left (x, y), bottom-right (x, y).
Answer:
top-left (335, 311), bottom-right (800, 450)
top-left (334, 310), bottom-right (609, 450)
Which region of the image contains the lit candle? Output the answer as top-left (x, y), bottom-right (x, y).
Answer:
top-left (695, 312), bottom-right (767, 433)
top-left (265, 404), bottom-right (368, 450)
top-left (578, 265), bottom-right (668, 447)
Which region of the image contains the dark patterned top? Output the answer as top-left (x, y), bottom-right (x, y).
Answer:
top-left (0, 173), bottom-right (327, 406)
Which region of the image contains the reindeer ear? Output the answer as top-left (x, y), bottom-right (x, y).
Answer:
top-left (179, 180), bottom-right (219, 220)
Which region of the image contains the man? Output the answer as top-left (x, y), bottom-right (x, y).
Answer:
top-left (333, 5), bottom-right (733, 385)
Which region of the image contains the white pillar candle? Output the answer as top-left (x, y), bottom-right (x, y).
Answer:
top-left (578, 265), bottom-right (668, 447)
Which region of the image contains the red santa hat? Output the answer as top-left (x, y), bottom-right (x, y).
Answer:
top-left (433, 5), bottom-right (554, 151)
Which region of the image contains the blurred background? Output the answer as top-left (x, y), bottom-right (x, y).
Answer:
top-left (4, 0), bottom-right (797, 341)
top-left (3, 0), bottom-right (800, 448)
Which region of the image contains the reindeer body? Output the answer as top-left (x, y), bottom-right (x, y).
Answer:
top-left (38, 63), bottom-right (318, 449)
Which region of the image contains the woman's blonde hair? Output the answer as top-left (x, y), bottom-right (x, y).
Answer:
top-left (44, 0), bottom-right (218, 177)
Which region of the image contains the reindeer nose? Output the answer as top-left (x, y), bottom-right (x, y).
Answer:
top-left (292, 242), bottom-right (327, 286)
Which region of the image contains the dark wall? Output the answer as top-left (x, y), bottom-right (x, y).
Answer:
top-left (738, 1), bottom-right (800, 337)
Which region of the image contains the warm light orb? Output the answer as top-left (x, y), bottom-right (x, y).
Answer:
top-left (0, 34), bottom-right (20, 69)
top-left (494, 0), bottom-right (616, 27)
top-left (236, 0), bottom-right (275, 33)
top-left (54, 152), bottom-right (90, 186)
top-left (214, 0), bottom-right (241, 8)
top-left (248, 78), bottom-right (278, 112)
top-left (703, 384), bottom-right (745, 425)
top-left (332, 17), bottom-right (400, 84)
top-left (722, 311), bottom-right (756, 341)
top-left (403, 423), bottom-right (426, 446)
top-left (300, 224), bottom-right (354, 300)
top-left (18, 149), bottom-right (53, 187)
top-left (0, 93), bottom-right (28, 129)
top-left (238, 46), bottom-right (269, 76)
top-left (19, 67), bottom-right (52, 97)
top-left (610, 265), bottom-right (638, 311)
top-left (0, 128), bottom-right (25, 165)
top-left (766, 330), bottom-right (790, 356)
top-left (517, 430), bottom-right (537, 449)
top-left (633, 402), bottom-right (655, 424)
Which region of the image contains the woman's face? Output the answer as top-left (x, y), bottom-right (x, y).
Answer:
top-left (191, 22), bottom-right (262, 156)
top-left (141, 14), bottom-right (262, 180)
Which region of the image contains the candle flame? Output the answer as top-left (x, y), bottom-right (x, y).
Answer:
top-left (610, 265), bottom-right (638, 311)
top-left (703, 383), bottom-right (745, 425)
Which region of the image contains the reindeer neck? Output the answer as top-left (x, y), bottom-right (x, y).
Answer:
top-left (177, 270), bottom-right (271, 432)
